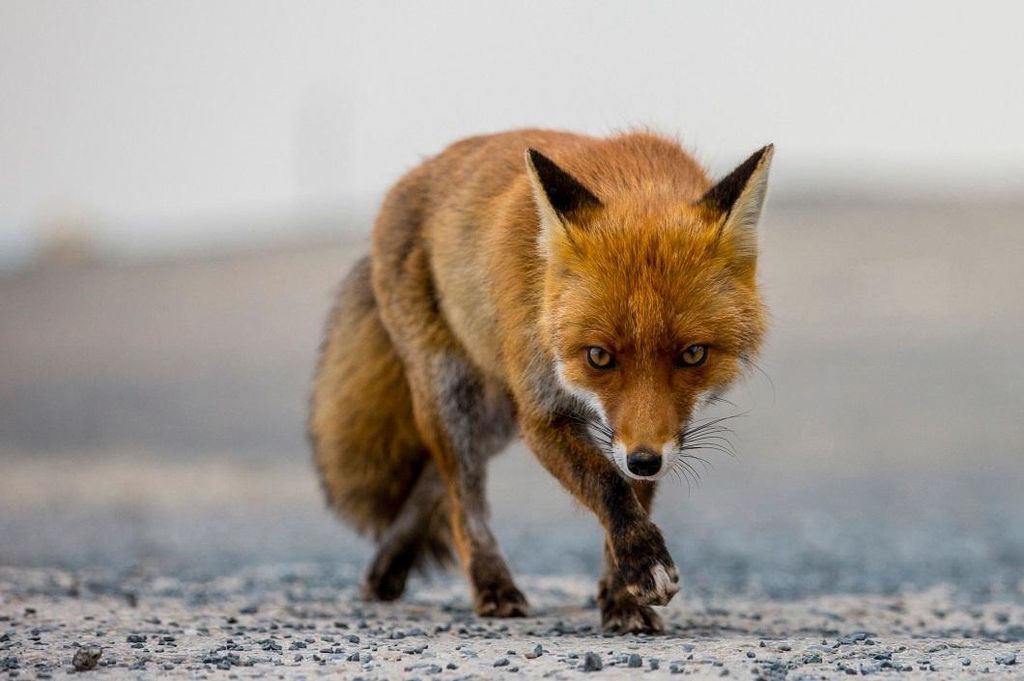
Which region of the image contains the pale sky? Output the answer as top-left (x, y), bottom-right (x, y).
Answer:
top-left (2, 1), bottom-right (1023, 264)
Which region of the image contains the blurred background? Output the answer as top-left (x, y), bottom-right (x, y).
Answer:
top-left (1, 1), bottom-right (1022, 600)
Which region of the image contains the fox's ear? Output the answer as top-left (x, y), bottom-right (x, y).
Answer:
top-left (525, 148), bottom-right (602, 256)
top-left (698, 144), bottom-right (774, 269)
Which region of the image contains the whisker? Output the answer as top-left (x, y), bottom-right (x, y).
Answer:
top-left (674, 458), bottom-right (702, 488)
top-left (679, 453), bottom-right (714, 472)
top-left (747, 359), bottom-right (776, 405)
top-left (670, 467), bottom-right (691, 495)
top-left (704, 394), bottom-right (738, 409)
top-left (683, 438), bottom-right (736, 456)
top-left (684, 440), bottom-right (733, 456)
top-left (683, 412), bottom-right (748, 439)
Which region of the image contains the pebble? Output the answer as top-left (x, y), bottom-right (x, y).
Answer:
top-left (995, 652), bottom-right (1017, 665)
top-left (71, 645), bottom-right (102, 672)
top-left (405, 662), bottom-right (442, 674)
top-left (627, 653), bottom-right (642, 668)
top-left (581, 652), bottom-right (603, 672)
top-left (837, 631), bottom-right (872, 645)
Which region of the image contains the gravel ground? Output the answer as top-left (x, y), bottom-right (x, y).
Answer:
top-left (2, 566), bottom-right (1023, 679)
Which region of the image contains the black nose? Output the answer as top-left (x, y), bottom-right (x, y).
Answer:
top-left (626, 448), bottom-right (662, 476)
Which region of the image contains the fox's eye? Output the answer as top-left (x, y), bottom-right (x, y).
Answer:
top-left (675, 344), bottom-right (708, 368)
top-left (586, 346), bottom-right (616, 370)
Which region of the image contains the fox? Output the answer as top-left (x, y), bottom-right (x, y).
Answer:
top-left (309, 128), bottom-right (772, 634)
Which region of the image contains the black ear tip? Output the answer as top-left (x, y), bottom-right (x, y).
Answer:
top-left (749, 144), bottom-right (774, 166)
top-left (698, 144), bottom-right (774, 214)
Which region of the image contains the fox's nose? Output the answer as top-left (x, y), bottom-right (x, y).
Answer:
top-left (626, 447), bottom-right (662, 477)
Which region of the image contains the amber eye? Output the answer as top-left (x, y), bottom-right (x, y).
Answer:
top-left (675, 344), bottom-right (708, 368)
top-left (586, 346), bottom-right (616, 370)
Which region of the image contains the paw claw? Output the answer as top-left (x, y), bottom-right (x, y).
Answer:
top-left (626, 562), bottom-right (680, 606)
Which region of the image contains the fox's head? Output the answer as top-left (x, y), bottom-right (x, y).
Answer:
top-left (526, 141), bottom-right (772, 481)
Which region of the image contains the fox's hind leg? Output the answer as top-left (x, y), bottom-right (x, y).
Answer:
top-left (372, 226), bottom-right (525, 617)
top-left (416, 352), bottom-right (525, 617)
top-left (362, 463), bottom-right (448, 601)
top-left (598, 482), bottom-right (664, 634)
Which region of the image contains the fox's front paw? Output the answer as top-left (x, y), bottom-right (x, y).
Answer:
top-left (615, 524), bottom-right (680, 607)
top-left (473, 582), bottom-right (529, 618)
top-left (602, 600), bottom-right (664, 634)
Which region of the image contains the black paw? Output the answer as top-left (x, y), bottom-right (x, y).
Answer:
top-left (474, 581), bottom-right (529, 618)
top-left (362, 550), bottom-right (413, 601)
top-left (614, 523), bottom-right (680, 607)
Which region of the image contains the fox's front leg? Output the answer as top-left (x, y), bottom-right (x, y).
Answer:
top-left (520, 415), bottom-right (679, 619)
top-left (598, 482), bottom-right (667, 633)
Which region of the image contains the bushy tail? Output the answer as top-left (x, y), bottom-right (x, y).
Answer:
top-left (309, 256), bottom-right (451, 570)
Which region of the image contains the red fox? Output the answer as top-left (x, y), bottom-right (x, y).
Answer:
top-left (310, 129), bottom-right (771, 633)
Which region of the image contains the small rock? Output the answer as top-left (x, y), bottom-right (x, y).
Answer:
top-left (72, 646), bottom-right (102, 672)
top-left (405, 662), bottom-right (442, 674)
top-left (581, 652), bottom-right (603, 672)
top-left (995, 652), bottom-right (1017, 666)
top-left (627, 654), bottom-right (642, 668)
top-left (494, 657), bottom-right (510, 667)
top-left (838, 631), bottom-right (872, 645)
